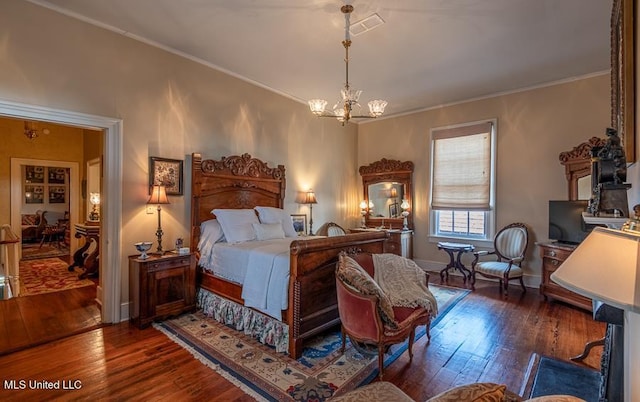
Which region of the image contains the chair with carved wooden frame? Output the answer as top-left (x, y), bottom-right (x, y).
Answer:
top-left (315, 222), bottom-right (346, 237)
top-left (335, 253), bottom-right (432, 380)
top-left (470, 222), bottom-right (529, 295)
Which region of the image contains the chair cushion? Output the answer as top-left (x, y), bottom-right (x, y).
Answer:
top-left (427, 382), bottom-right (507, 401)
top-left (475, 261), bottom-right (523, 278)
top-left (330, 381), bottom-right (413, 402)
top-left (337, 254), bottom-right (397, 329)
top-left (21, 214), bottom-right (38, 226)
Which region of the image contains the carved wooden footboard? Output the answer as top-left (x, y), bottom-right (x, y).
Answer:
top-left (190, 152), bottom-right (387, 358)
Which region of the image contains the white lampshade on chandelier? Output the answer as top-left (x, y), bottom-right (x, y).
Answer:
top-left (308, 5), bottom-right (387, 125)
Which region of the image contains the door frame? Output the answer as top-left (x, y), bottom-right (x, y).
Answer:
top-left (0, 99), bottom-right (123, 324)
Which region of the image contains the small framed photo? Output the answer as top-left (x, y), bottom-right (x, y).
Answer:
top-left (25, 185), bottom-right (44, 204)
top-left (389, 202), bottom-right (399, 218)
top-left (48, 167), bottom-right (67, 184)
top-left (290, 214), bottom-right (307, 236)
top-left (149, 157), bottom-right (183, 195)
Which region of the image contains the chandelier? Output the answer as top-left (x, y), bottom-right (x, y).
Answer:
top-left (308, 5), bottom-right (387, 125)
top-left (24, 121), bottom-right (50, 140)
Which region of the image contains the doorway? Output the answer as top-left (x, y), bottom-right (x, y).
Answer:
top-left (0, 99), bottom-right (123, 324)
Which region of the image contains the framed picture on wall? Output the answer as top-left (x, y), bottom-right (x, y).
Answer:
top-left (49, 186), bottom-right (66, 204)
top-left (389, 202), bottom-right (399, 218)
top-left (25, 185), bottom-right (44, 204)
top-left (47, 167), bottom-right (67, 184)
top-left (25, 165), bottom-right (44, 184)
top-left (291, 214), bottom-right (307, 235)
top-left (149, 157), bottom-right (183, 195)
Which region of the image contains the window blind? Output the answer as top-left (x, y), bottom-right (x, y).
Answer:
top-left (431, 121), bottom-right (493, 210)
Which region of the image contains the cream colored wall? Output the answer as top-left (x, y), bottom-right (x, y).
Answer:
top-left (358, 74), bottom-right (617, 281)
top-left (0, 1), bottom-right (359, 306)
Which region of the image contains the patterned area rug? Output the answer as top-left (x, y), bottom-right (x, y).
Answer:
top-left (155, 284), bottom-right (469, 401)
top-left (21, 243), bottom-right (70, 261)
top-left (19, 258), bottom-right (94, 297)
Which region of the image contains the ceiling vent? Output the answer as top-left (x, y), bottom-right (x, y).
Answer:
top-left (349, 13), bottom-right (385, 37)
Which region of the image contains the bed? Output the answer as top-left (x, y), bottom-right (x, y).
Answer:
top-left (190, 152), bottom-right (387, 358)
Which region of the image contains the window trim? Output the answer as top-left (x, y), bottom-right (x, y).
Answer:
top-left (428, 119), bottom-right (497, 244)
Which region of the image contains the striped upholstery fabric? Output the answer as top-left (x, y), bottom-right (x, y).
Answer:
top-left (471, 223), bottom-right (529, 295)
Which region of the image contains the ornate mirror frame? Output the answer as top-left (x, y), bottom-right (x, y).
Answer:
top-left (359, 158), bottom-right (414, 229)
top-left (559, 137), bottom-right (606, 200)
top-left (611, 0), bottom-right (636, 163)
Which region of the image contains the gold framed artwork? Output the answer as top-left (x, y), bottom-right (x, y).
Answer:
top-left (611, 0), bottom-right (636, 163)
top-left (149, 157), bottom-right (184, 196)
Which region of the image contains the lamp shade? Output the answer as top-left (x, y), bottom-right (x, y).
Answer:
top-left (359, 200), bottom-right (368, 210)
top-left (89, 192), bottom-right (101, 206)
top-left (147, 185), bottom-right (169, 205)
top-left (401, 199), bottom-right (410, 210)
top-left (550, 226), bottom-right (640, 313)
top-left (303, 190), bottom-right (317, 205)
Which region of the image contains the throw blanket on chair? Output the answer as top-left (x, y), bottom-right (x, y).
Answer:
top-left (373, 253), bottom-right (439, 316)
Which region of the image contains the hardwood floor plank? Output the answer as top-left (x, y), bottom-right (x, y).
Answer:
top-left (0, 278), bottom-right (605, 401)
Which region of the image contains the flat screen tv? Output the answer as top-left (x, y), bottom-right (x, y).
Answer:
top-left (548, 200), bottom-right (601, 245)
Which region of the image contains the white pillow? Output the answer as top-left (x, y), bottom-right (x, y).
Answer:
top-left (212, 209), bottom-right (260, 243)
top-left (254, 206), bottom-right (298, 238)
top-left (252, 223), bottom-right (286, 241)
top-left (199, 219), bottom-right (225, 245)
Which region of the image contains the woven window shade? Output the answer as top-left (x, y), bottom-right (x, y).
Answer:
top-left (432, 122), bottom-right (492, 210)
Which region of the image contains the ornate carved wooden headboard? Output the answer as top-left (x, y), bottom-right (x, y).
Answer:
top-left (190, 153), bottom-right (286, 250)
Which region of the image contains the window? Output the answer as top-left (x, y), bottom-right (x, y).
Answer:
top-left (430, 120), bottom-right (496, 241)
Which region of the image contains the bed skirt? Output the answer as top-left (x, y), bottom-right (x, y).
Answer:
top-left (197, 288), bottom-right (289, 353)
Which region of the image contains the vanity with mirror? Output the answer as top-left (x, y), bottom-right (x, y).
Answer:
top-left (538, 136), bottom-right (607, 312)
top-left (351, 158), bottom-right (414, 258)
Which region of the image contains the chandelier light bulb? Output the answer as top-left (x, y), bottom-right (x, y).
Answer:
top-left (368, 100), bottom-right (388, 117)
top-left (308, 99), bottom-right (328, 115)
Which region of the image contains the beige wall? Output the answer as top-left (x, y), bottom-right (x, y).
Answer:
top-left (358, 74), bottom-right (618, 280)
top-left (1, 1), bottom-right (636, 302)
top-left (0, 1), bottom-right (359, 306)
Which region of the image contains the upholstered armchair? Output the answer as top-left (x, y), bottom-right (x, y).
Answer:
top-left (470, 222), bottom-right (529, 295)
top-left (315, 222), bottom-right (346, 237)
top-left (335, 252), bottom-right (434, 380)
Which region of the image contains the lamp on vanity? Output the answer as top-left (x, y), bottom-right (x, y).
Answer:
top-left (147, 184), bottom-right (169, 253)
top-left (400, 199), bottom-right (410, 230)
top-left (551, 226), bottom-right (640, 401)
top-left (359, 200), bottom-right (368, 228)
top-left (301, 190), bottom-right (318, 236)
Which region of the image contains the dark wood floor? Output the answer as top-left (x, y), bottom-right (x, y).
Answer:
top-left (0, 276), bottom-right (604, 401)
top-left (0, 256), bottom-right (102, 356)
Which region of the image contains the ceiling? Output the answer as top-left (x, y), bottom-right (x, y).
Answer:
top-left (30, 0), bottom-right (613, 120)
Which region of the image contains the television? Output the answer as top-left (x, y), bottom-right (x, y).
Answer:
top-left (548, 200), bottom-right (601, 245)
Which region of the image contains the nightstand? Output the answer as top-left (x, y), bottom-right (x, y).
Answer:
top-left (129, 252), bottom-right (196, 328)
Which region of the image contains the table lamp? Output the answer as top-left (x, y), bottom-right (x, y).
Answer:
top-left (550, 226), bottom-right (640, 401)
top-left (302, 189), bottom-right (318, 235)
top-left (89, 192), bottom-right (101, 222)
top-left (400, 199), bottom-right (410, 230)
top-left (359, 200), bottom-right (368, 228)
top-left (147, 184), bottom-right (169, 253)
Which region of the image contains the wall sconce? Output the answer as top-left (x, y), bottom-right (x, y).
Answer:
top-left (359, 200), bottom-right (368, 228)
top-left (24, 121), bottom-right (50, 140)
top-left (401, 199), bottom-right (410, 230)
top-left (300, 189), bottom-right (318, 236)
top-left (88, 192), bottom-right (101, 222)
top-left (147, 184), bottom-right (169, 253)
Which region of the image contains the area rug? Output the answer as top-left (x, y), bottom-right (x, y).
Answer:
top-left (154, 284), bottom-right (469, 401)
top-left (21, 243), bottom-right (70, 261)
top-left (524, 354), bottom-right (600, 402)
top-left (19, 257), bottom-right (94, 296)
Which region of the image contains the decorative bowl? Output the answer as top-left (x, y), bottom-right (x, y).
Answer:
top-left (134, 241), bottom-right (153, 259)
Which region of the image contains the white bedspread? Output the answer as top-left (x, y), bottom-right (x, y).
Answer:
top-left (200, 238), bottom-right (293, 319)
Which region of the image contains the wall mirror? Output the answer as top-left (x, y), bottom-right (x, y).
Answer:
top-left (359, 158), bottom-right (414, 229)
top-left (559, 136), bottom-right (606, 200)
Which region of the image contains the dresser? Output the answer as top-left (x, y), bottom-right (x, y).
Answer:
top-left (537, 242), bottom-right (591, 311)
top-left (350, 228), bottom-right (413, 259)
top-left (129, 252), bottom-right (196, 328)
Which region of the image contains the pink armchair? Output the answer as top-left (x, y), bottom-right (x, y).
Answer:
top-left (336, 252), bottom-right (433, 380)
